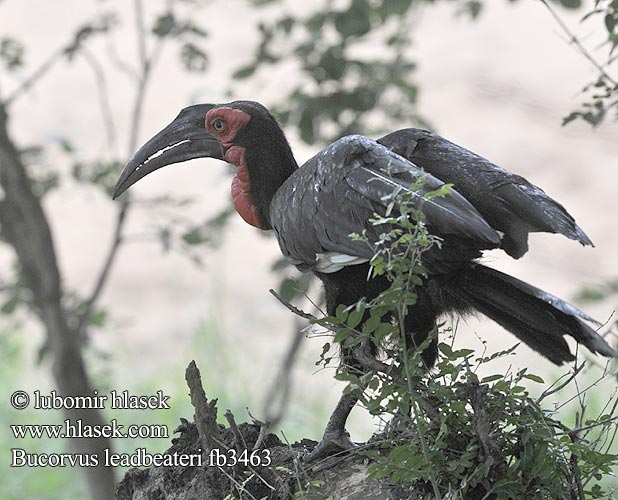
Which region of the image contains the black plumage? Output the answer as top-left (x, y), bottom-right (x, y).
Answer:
top-left (378, 128), bottom-right (593, 258)
top-left (113, 100), bottom-right (615, 459)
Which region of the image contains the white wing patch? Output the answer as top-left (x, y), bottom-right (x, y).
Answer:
top-left (312, 252), bottom-right (369, 273)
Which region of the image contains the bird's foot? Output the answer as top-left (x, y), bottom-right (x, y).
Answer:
top-left (303, 429), bottom-right (357, 463)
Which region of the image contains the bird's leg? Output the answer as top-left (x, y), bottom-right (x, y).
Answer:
top-left (304, 387), bottom-right (362, 462)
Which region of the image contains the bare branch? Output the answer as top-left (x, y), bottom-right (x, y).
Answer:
top-left (128, 0), bottom-right (166, 153)
top-left (76, 198), bottom-right (128, 336)
top-left (539, 0), bottom-right (617, 86)
top-left (0, 104), bottom-right (116, 500)
top-left (269, 288), bottom-right (321, 322)
top-left (79, 0), bottom-right (169, 332)
top-left (4, 46), bottom-right (66, 106)
top-left (80, 48), bottom-right (117, 152)
top-left (224, 410), bottom-right (248, 450)
top-left (105, 32), bottom-right (140, 82)
top-left (135, 0), bottom-right (148, 72)
top-left (538, 362), bottom-right (586, 402)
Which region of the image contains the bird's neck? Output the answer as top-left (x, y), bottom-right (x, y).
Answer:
top-left (226, 138), bottom-right (298, 230)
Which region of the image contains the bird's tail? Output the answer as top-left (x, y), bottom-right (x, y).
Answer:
top-left (453, 264), bottom-right (616, 365)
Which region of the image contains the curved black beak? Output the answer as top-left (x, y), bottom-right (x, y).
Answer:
top-left (112, 104), bottom-right (223, 199)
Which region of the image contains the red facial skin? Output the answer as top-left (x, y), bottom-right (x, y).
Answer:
top-left (205, 107), bottom-right (268, 230)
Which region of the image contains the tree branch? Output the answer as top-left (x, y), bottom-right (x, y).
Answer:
top-left (0, 104), bottom-right (116, 500)
top-left (539, 0), bottom-right (617, 86)
top-left (80, 48), bottom-right (117, 152)
top-left (76, 198), bottom-right (128, 337)
top-left (4, 46), bottom-right (66, 106)
top-left (78, 0), bottom-right (169, 333)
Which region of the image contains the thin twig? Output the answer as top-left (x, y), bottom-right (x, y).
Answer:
top-left (254, 423), bottom-right (271, 452)
top-left (557, 414), bottom-right (618, 436)
top-left (128, 0), bottom-right (166, 153)
top-left (538, 362), bottom-right (586, 402)
top-left (556, 362), bottom-right (611, 411)
top-left (135, 0), bottom-right (148, 72)
top-left (4, 47), bottom-right (66, 106)
top-left (224, 409), bottom-right (248, 451)
top-left (539, 0), bottom-right (617, 85)
top-left (269, 289), bottom-right (320, 322)
top-left (80, 48), bottom-right (117, 153)
top-left (76, 198), bottom-right (128, 337)
top-left (105, 32), bottom-right (139, 82)
top-left (78, 0), bottom-right (168, 333)
top-left (216, 467), bottom-right (261, 500)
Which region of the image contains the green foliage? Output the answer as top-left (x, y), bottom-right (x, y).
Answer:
top-left (562, 75), bottom-right (618, 127)
top-left (556, 0), bottom-right (582, 8)
top-left (311, 175), bottom-right (618, 498)
top-left (152, 10), bottom-right (209, 71)
top-left (72, 159), bottom-right (123, 196)
top-left (363, 345), bottom-right (618, 498)
top-left (0, 38), bottom-right (25, 70)
top-left (235, 0), bottom-right (433, 144)
top-left (1, 1), bottom-right (614, 497)
top-left (64, 13), bottom-right (117, 60)
top-left (0, 330), bottom-right (86, 500)
top-left (560, 0), bottom-right (618, 127)
top-left (236, 0), bottom-right (591, 144)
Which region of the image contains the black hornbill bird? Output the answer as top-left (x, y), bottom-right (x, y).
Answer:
top-left (113, 101), bottom-right (615, 458)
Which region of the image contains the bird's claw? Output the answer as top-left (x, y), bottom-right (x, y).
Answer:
top-left (303, 430), bottom-right (357, 463)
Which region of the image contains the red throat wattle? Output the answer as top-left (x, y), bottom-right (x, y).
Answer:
top-left (205, 107), bottom-right (269, 230)
top-left (226, 146), bottom-right (269, 230)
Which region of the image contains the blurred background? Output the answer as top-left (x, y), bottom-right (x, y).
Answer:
top-left (1, 0), bottom-right (617, 498)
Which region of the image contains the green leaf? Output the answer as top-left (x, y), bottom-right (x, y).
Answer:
top-left (362, 313), bottom-right (381, 334)
top-left (317, 47), bottom-right (346, 81)
top-left (233, 64), bottom-right (256, 79)
top-left (181, 228), bottom-right (205, 246)
top-left (438, 343), bottom-right (454, 359)
top-left (606, 13), bottom-right (618, 33)
top-left (277, 16), bottom-right (295, 34)
top-left (347, 305), bottom-right (365, 329)
top-left (153, 13), bottom-right (176, 37)
top-left (277, 278), bottom-right (299, 302)
top-left (558, 0), bottom-right (581, 8)
top-left (523, 374), bottom-right (545, 384)
top-left (335, 304), bottom-right (348, 323)
top-left (0, 38), bottom-right (25, 70)
top-left (298, 106), bottom-right (316, 144)
top-left (465, 0), bottom-right (483, 19)
top-left (1, 295), bottom-right (21, 315)
top-left (376, 0), bottom-right (413, 19)
top-left (306, 12), bottom-right (328, 33)
top-left (89, 308), bottom-right (108, 328)
top-left (180, 43), bottom-right (208, 72)
top-left (334, 0), bottom-right (371, 38)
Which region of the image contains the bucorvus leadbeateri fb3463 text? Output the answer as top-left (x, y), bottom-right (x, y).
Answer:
top-left (113, 101), bottom-right (616, 460)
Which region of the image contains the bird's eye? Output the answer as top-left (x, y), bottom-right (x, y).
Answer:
top-left (212, 118), bottom-right (226, 132)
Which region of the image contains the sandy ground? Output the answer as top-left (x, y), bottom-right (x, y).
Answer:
top-left (1, 0), bottom-right (617, 442)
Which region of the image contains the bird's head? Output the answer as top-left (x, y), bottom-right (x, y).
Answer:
top-left (113, 100), bottom-right (297, 229)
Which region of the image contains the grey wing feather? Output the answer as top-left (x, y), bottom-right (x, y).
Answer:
top-left (378, 128), bottom-right (593, 258)
top-left (270, 135), bottom-right (501, 272)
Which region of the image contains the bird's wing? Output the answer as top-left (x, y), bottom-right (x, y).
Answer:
top-left (378, 128), bottom-right (592, 258)
top-left (270, 135), bottom-right (501, 273)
